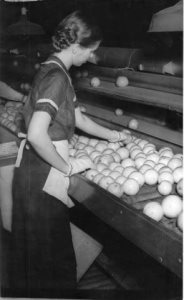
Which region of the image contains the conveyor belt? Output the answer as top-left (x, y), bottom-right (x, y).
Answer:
top-left (85, 66), bottom-right (182, 95)
top-left (77, 103), bottom-right (182, 147)
top-left (75, 78), bottom-right (182, 113)
top-left (69, 174), bottom-right (182, 278)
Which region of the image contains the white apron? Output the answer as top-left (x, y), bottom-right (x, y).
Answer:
top-left (43, 139), bottom-right (74, 208)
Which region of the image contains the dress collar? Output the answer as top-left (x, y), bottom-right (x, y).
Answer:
top-left (46, 55), bottom-right (69, 74)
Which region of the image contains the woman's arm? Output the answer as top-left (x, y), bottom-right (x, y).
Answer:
top-left (75, 107), bottom-right (113, 140)
top-left (75, 107), bottom-right (130, 142)
top-left (0, 81), bottom-right (24, 102)
top-left (27, 111), bottom-right (69, 174)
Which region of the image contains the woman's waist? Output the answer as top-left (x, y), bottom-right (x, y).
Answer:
top-left (16, 137), bottom-right (69, 169)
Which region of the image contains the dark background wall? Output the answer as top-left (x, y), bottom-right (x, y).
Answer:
top-left (0, 0), bottom-right (182, 88)
top-left (0, 0), bottom-right (180, 48)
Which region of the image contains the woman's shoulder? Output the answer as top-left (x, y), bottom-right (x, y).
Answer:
top-left (42, 56), bottom-right (70, 84)
top-left (42, 66), bottom-right (68, 88)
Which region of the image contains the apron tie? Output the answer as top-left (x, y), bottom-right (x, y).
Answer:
top-left (15, 132), bottom-right (28, 168)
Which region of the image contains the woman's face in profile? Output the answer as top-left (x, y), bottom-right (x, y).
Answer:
top-left (72, 41), bottom-right (100, 66)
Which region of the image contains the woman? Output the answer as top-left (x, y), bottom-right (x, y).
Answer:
top-left (10, 11), bottom-right (131, 298)
top-left (0, 81), bottom-right (26, 232)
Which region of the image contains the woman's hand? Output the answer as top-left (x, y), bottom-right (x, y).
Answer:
top-left (109, 129), bottom-right (132, 144)
top-left (75, 107), bottom-right (132, 143)
top-left (67, 156), bottom-right (95, 176)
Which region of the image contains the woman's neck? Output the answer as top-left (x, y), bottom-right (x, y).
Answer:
top-left (53, 50), bottom-right (72, 70)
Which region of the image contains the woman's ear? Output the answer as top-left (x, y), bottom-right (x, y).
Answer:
top-left (72, 44), bottom-right (79, 55)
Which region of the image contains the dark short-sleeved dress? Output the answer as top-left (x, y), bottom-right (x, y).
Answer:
top-left (10, 56), bottom-right (78, 298)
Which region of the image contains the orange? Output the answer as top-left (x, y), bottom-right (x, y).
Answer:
top-left (110, 171), bottom-right (121, 180)
top-left (98, 154), bottom-right (115, 165)
top-left (90, 150), bottom-right (101, 161)
top-left (107, 182), bottom-right (123, 197)
top-left (122, 178), bottom-right (139, 196)
top-left (129, 145), bottom-right (141, 153)
top-left (143, 144), bottom-right (156, 155)
top-left (93, 155), bottom-right (102, 165)
top-left (121, 158), bottom-right (135, 168)
top-left (109, 162), bottom-right (121, 170)
top-left (108, 142), bottom-right (120, 151)
top-left (103, 148), bottom-right (114, 155)
top-left (130, 149), bottom-right (142, 160)
top-left (99, 176), bottom-right (114, 190)
top-left (78, 136), bottom-right (89, 145)
top-left (173, 153), bottom-right (183, 160)
top-left (154, 163), bottom-right (165, 172)
top-left (88, 139), bottom-right (99, 147)
top-left (176, 179), bottom-right (183, 196)
top-left (114, 166), bottom-right (124, 174)
top-left (144, 169), bottom-right (158, 185)
top-left (158, 156), bottom-right (170, 166)
top-left (101, 168), bottom-right (111, 176)
top-left (93, 173), bottom-right (104, 184)
top-left (96, 163), bottom-right (108, 173)
top-left (85, 169), bottom-right (99, 180)
top-left (128, 119), bottom-right (139, 130)
top-left (139, 164), bottom-right (152, 174)
top-left (162, 195), bottom-right (182, 218)
top-left (116, 147), bottom-right (129, 160)
top-left (115, 108), bottom-right (123, 116)
top-left (135, 153), bottom-right (146, 159)
top-left (159, 149), bottom-right (173, 159)
top-left (129, 171), bottom-right (145, 187)
top-left (144, 160), bottom-right (155, 168)
top-left (135, 157), bottom-right (146, 169)
top-left (177, 211), bottom-right (183, 231)
top-left (91, 77), bottom-right (101, 87)
top-left (146, 153), bottom-right (159, 164)
top-left (134, 138), bottom-right (142, 145)
top-left (173, 167), bottom-right (183, 183)
top-left (158, 172), bottom-right (174, 184)
top-left (143, 146), bottom-right (155, 155)
top-left (95, 143), bottom-right (108, 152)
top-left (143, 202), bottom-right (163, 221)
top-left (123, 167), bottom-right (136, 178)
top-left (158, 166), bottom-right (172, 174)
top-left (115, 76), bottom-right (129, 87)
top-left (126, 142), bottom-right (136, 151)
top-left (158, 181), bottom-right (172, 196)
top-left (75, 150), bottom-right (87, 158)
top-left (159, 147), bottom-right (172, 154)
top-left (112, 152), bottom-right (121, 163)
top-left (116, 175), bottom-right (127, 185)
top-left (84, 145), bottom-right (95, 155)
top-left (168, 158), bottom-right (182, 170)
top-left (75, 142), bottom-right (86, 150)
top-left (138, 139), bottom-right (149, 149)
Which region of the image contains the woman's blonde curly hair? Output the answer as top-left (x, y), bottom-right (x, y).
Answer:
top-left (52, 10), bottom-right (102, 52)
